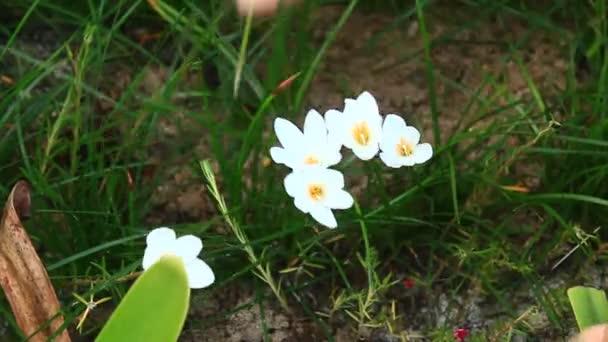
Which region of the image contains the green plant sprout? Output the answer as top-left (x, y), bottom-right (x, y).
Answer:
top-left (96, 256), bottom-right (191, 342)
top-left (568, 286), bottom-right (608, 331)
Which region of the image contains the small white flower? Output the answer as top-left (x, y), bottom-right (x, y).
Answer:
top-left (270, 109), bottom-right (342, 170)
top-left (379, 114), bottom-right (433, 168)
top-left (142, 227), bottom-right (215, 289)
top-left (325, 91), bottom-right (383, 160)
top-left (283, 166), bottom-right (354, 228)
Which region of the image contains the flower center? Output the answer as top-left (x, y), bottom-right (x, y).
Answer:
top-left (351, 121), bottom-right (371, 146)
top-left (307, 184), bottom-right (325, 202)
top-left (303, 155), bottom-right (320, 165)
top-left (396, 137), bottom-right (414, 156)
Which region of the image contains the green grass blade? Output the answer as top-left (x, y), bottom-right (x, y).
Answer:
top-left (520, 193), bottom-right (608, 207)
top-left (568, 286), bottom-right (608, 331)
top-left (294, 0), bottom-right (358, 110)
top-left (96, 256), bottom-right (190, 342)
top-left (234, 3), bottom-right (254, 97)
top-left (47, 234), bottom-right (142, 271)
top-left (416, 0), bottom-right (440, 145)
top-left (448, 152), bottom-right (460, 224)
top-left (147, 0), bottom-right (264, 99)
top-left (0, 0), bottom-right (41, 61)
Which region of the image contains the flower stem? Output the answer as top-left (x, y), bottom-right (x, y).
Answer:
top-left (200, 160), bottom-right (290, 312)
top-left (354, 201), bottom-right (373, 300)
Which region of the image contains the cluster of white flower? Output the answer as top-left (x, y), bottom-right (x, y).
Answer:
top-left (270, 91), bottom-right (433, 229)
top-left (139, 92), bottom-right (432, 290)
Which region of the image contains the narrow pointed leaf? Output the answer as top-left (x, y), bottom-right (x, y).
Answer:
top-left (96, 256), bottom-right (190, 342)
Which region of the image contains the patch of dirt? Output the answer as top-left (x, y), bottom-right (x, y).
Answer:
top-left (307, 5), bottom-right (569, 143)
top-left (182, 285), bottom-right (322, 342)
top-left (147, 166), bottom-right (215, 224)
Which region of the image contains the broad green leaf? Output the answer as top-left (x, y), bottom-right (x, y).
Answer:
top-left (96, 256), bottom-right (190, 342)
top-left (568, 286), bottom-right (608, 331)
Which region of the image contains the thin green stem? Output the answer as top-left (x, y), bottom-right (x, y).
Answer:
top-left (234, 2), bottom-right (254, 96)
top-left (448, 152), bottom-right (460, 224)
top-left (294, 0), bottom-right (358, 110)
top-left (416, 0), bottom-right (441, 145)
top-left (354, 201), bottom-right (373, 298)
top-left (200, 160), bottom-right (289, 312)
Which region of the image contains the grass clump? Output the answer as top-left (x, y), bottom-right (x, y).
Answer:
top-left (1, 0), bottom-right (607, 340)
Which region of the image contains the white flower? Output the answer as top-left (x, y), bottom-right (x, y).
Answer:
top-left (379, 114), bottom-right (433, 168)
top-left (325, 91), bottom-right (383, 160)
top-left (270, 109), bottom-right (342, 170)
top-left (283, 166), bottom-right (354, 228)
top-left (142, 227), bottom-right (215, 289)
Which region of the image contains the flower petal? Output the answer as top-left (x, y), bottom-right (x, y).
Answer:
top-left (142, 244), bottom-right (167, 270)
top-left (379, 151), bottom-right (402, 168)
top-left (322, 168), bottom-right (345, 189)
top-left (284, 171), bottom-right (304, 198)
top-left (174, 235), bottom-right (203, 262)
top-left (304, 109), bottom-right (327, 143)
top-left (324, 189), bottom-right (354, 209)
top-left (146, 227), bottom-right (176, 247)
top-left (403, 126), bottom-right (421, 145)
top-left (270, 147), bottom-right (289, 166)
top-left (309, 206), bottom-right (337, 228)
top-left (185, 258), bottom-right (215, 289)
top-left (324, 109), bottom-right (346, 147)
top-left (413, 143), bottom-right (433, 164)
top-left (324, 109), bottom-right (342, 133)
top-left (274, 117), bottom-right (303, 150)
top-left (325, 147), bottom-right (342, 167)
top-left (352, 143), bottom-right (379, 161)
top-left (356, 91), bottom-right (380, 118)
top-left (370, 114), bottom-right (384, 140)
top-left (294, 196), bottom-right (311, 213)
top-left (401, 156), bottom-right (417, 167)
top-left (344, 96), bottom-right (356, 105)
top-left (382, 114), bottom-right (407, 141)
top-left (379, 132), bottom-right (396, 154)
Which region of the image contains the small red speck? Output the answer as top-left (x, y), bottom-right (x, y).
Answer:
top-left (454, 328), bottom-right (469, 342)
top-left (403, 278), bottom-right (414, 289)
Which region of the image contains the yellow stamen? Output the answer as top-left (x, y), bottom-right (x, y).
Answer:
top-left (351, 122), bottom-right (371, 146)
top-left (304, 155), bottom-right (320, 165)
top-left (396, 137), bottom-right (414, 156)
top-left (308, 184), bottom-right (325, 202)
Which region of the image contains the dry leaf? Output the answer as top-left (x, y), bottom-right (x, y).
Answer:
top-left (0, 181), bottom-right (71, 342)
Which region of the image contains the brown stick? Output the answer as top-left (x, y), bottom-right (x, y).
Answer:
top-left (0, 181), bottom-right (71, 342)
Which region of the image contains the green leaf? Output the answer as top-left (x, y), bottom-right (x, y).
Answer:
top-left (568, 286), bottom-right (608, 331)
top-left (96, 256), bottom-right (190, 342)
